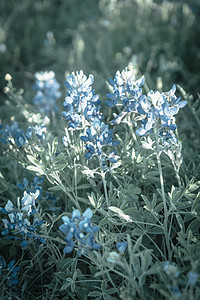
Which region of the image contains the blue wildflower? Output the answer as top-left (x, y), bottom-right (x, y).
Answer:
top-left (0, 191), bottom-right (45, 249)
top-left (116, 241), bottom-right (128, 253)
top-left (26, 124), bottom-right (47, 140)
top-left (106, 67), bottom-right (145, 118)
top-left (59, 208), bottom-right (100, 255)
top-left (159, 130), bottom-right (177, 147)
top-left (62, 70), bottom-right (101, 129)
top-left (171, 286), bottom-right (181, 298)
top-left (33, 71), bottom-right (61, 116)
top-left (0, 121), bottom-right (28, 147)
top-left (80, 118), bottom-right (119, 162)
top-left (188, 271), bottom-right (199, 286)
top-left (136, 86), bottom-right (187, 145)
top-left (0, 256), bottom-right (20, 288)
top-left (17, 176), bottom-right (44, 199)
top-left (163, 261), bottom-right (180, 278)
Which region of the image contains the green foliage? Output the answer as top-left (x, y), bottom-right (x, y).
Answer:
top-left (0, 0), bottom-right (200, 299)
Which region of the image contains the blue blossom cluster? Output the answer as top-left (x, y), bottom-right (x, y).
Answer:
top-left (59, 208), bottom-right (100, 255)
top-left (62, 70), bottom-right (101, 129)
top-left (163, 261), bottom-right (180, 278)
top-left (0, 191), bottom-right (46, 249)
top-left (0, 122), bottom-right (47, 148)
top-left (26, 124), bottom-right (47, 140)
top-left (0, 122), bottom-right (28, 147)
top-left (17, 176), bottom-right (44, 199)
top-left (44, 192), bottom-right (61, 212)
top-left (0, 257), bottom-right (20, 288)
top-left (107, 68), bottom-right (187, 147)
top-left (80, 118), bottom-right (119, 162)
top-left (106, 67), bottom-right (145, 112)
top-left (188, 271), bottom-right (199, 286)
top-left (136, 86), bottom-right (187, 138)
top-left (33, 71), bottom-right (61, 116)
top-left (116, 241), bottom-right (127, 253)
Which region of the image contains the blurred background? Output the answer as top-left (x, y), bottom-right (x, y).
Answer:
top-left (0, 0), bottom-right (200, 143)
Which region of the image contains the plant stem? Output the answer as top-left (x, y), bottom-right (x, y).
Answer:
top-left (155, 124), bottom-right (171, 258)
top-left (99, 156), bottom-right (109, 207)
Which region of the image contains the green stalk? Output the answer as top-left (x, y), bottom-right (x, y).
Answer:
top-left (155, 123), bottom-right (171, 258)
top-left (99, 156), bottom-right (109, 207)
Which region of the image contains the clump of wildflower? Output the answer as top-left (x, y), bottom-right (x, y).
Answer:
top-left (33, 71), bottom-right (61, 116)
top-left (0, 191), bottom-right (46, 249)
top-left (26, 124), bottom-right (47, 140)
top-left (0, 257), bottom-right (20, 288)
top-left (0, 121), bottom-right (46, 148)
top-left (163, 261), bottom-right (180, 278)
top-left (106, 67), bottom-right (145, 110)
top-left (80, 118), bottom-right (119, 164)
top-left (106, 67), bottom-right (145, 125)
top-left (188, 271), bottom-right (199, 286)
top-left (106, 251), bottom-right (120, 263)
top-left (44, 192), bottom-right (61, 212)
top-left (0, 122), bottom-right (28, 147)
top-left (62, 70), bottom-right (101, 129)
top-left (116, 241), bottom-right (128, 253)
top-left (17, 176), bottom-right (44, 199)
top-left (171, 286), bottom-right (181, 298)
top-left (136, 85), bottom-right (187, 142)
top-left (59, 208), bottom-right (100, 255)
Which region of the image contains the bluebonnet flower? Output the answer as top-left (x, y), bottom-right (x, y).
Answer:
top-left (163, 261), bottom-right (180, 278)
top-left (26, 124), bottom-right (47, 140)
top-left (106, 67), bottom-right (145, 115)
top-left (59, 208), bottom-right (100, 255)
top-left (188, 271), bottom-right (199, 286)
top-left (106, 251), bottom-right (120, 264)
top-left (62, 135), bottom-right (68, 147)
top-left (0, 191), bottom-right (46, 249)
top-left (33, 71), bottom-right (61, 116)
top-left (62, 70), bottom-right (101, 129)
top-left (44, 192), bottom-right (61, 211)
top-left (136, 86), bottom-right (187, 138)
top-left (17, 176), bottom-right (44, 199)
top-left (116, 241), bottom-right (128, 253)
top-left (171, 286), bottom-right (181, 298)
top-left (159, 130), bottom-right (177, 147)
top-left (80, 118), bottom-right (119, 162)
top-left (0, 121), bottom-right (28, 147)
top-left (0, 256), bottom-right (20, 288)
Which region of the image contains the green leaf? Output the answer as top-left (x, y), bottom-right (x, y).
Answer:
top-left (191, 192), bottom-right (200, 211)
top-left (26, 165), bottom-right (45, 175)
top-left (187, 181), bottom-right (200, 192)
top-left (48, 186), bottom-right (63, 191)
top-left (76, 184), bottom-right (91, 190)
top-left (108, 206), bottom-right (132, 222)
top-left (132, 228), bottom-right (144, 236)
top-left (9, 245), bottom-right (17, 256)
top-left (60, 282), bottom-right (72, 290)
top-left (88, 291), bottom-right (102, 297)
top-left (27, 155), bottom-right (42, 168)
top-left (52, 137), bottom-right (58, 155)
top-left (48, 164), bottom-right (66, 172)
top-left (99, 217), bottom-right (110, 226)
top-left (133, 235), bottom-right (143, 253)
top-left (88, 178), bottom-right (96, 187)
top-left (147, 226), bottom-right (164, 234)
top-left (88, 194), bottom-right (96, 207)
top-left (187, 219), bottom-right (200, 233)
